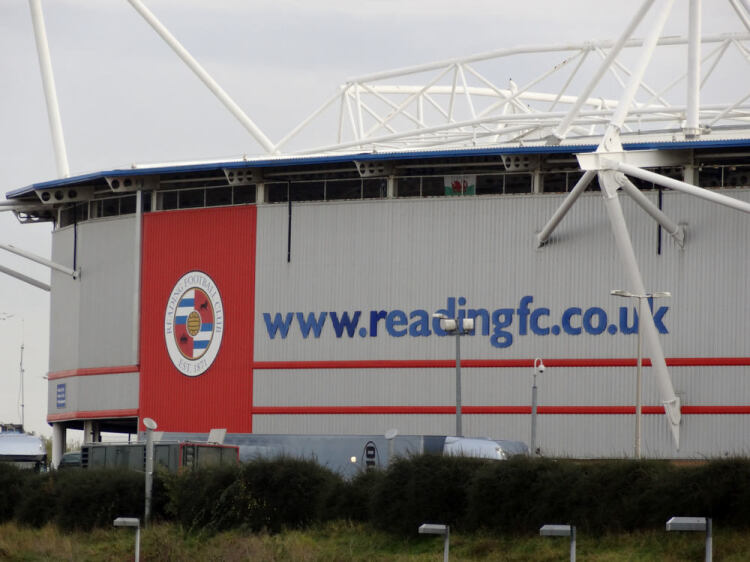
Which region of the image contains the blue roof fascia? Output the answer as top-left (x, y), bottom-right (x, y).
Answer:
top-left (7, 137), bottom-right (750, 200)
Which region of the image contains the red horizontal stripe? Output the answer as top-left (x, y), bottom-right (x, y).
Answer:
top-left (682, 406), bottom-right (750, 414)
top-left (252, 405), bottom-right (750, 416)
top-left (48, 365), bottom-right (140, 380)
top-left (47, 408), bottom-right (139, 422)
top-left (252, 406), bottom-right (455, 415)
top-left (252, 357), bottom-right (750, 370)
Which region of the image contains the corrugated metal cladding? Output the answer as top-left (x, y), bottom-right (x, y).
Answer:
top-left (139, 206), bottom-right (256, 433)
top-left (47, 178), bottom-right (750, 458)
top-left (254, 190), bottom-right (749, 361)
top-left (50, 216), bottom-right (139, 372)
top-left (47, 372), bottom-right (139, 415)
top-left (252, 189), bottom-right (750, 456)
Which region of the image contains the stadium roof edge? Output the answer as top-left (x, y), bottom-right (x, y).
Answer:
top-left (7, 137), bottom-right (750, 199)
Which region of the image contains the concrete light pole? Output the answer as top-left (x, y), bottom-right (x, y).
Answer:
top-left (143, 417), bottom-right (158, 526)
top-left (531, 358), bottom-right (546, 456)
top-left (611, 289), bottom-right (671, 459)
top-left (432, 313), bottom-right (474, 437)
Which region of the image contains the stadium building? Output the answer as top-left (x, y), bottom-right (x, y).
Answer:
top-left (4, 1), bottom-right (750, 466)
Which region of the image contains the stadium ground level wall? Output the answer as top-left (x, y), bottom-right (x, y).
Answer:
top-left (43, 164), bottom-right (750, 461)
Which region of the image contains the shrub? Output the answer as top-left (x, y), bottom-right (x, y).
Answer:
top-left (370, 454), bottom-right (487, 535)
top-left (163, 464), bottom-right (239, 532)
top-left (0, 464), bottom-right (29, 523)
top-left (234, 457), bottom-right (342, 533)
top-left (53, 469), bottom-right (143, 532)
top-left (330, 468), bottom-right (386, 522)
top-left (15, 472), bottom-right (58, 527)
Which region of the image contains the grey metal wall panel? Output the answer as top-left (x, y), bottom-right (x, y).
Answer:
top-left (77, 217), bottom-right (138, 368)
top-left (254, 369), bottom-right (455, 406)
top-left (533, 414), bottom-right (750, 459)
top-left (254, 190), bottom-right (750, 361)
top-left (49, 216), bottom-right (138, 373)
top-left (253, 414), bottom-right (457, 436)
top-left (77, 372), bottom-right (139, 412)
top-left (252, 189), bottom-right (749, 458)
top-left (47, 372), bottom-right (139, 414)
top-left (50, 227), bottom-right (80, 372)
top-left (48, 377), bottom-right (78, 414)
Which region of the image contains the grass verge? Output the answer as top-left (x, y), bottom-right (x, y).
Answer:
top-left (2, 520), bottom-right (750, 561)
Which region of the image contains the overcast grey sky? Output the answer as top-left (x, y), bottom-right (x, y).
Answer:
top-left (0, 0), bottom-right (746, 437)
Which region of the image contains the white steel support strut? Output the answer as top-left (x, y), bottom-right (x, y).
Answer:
top-left (28, 0), bottom-right (70, 178)
top-left (729, 0), bottom-right (750, 33)
top-left (536, 170), bottom-right (596, 247)
top-left (126, 0), bottom-right (276, 154)
top-left (0, 264), bottom-right (50, 292)
top-left (0, 243), bottom-right (78, 279)
top-left (594, 0), bottom-right (680, 447)
top-left (599, 171), bottom-right (681, 448)
top-left (608, 0), bottom-right (676, 135)
top-left (619, 178), bottom-right (685, 247)
top-left (685, 0), bottom-right (702, 137)
top-left (614, 162), bottom-right (750, 214)
top-left (550, 0), bottom-right (656, 141)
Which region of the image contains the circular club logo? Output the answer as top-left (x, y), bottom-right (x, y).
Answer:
top-left (164, 271), bottom-right (224, 376)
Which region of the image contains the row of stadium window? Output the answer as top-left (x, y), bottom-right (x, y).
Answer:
top-left (56, 164), bottom-right (750, 229)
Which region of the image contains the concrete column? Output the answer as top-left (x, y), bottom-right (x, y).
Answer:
top-left (51, 422), bottom-right (66, 468)
top-left (532, 169), bottom-right (543, 194)
top-left (387, 176), bottom-right (396, 198)
top-left (83, 420), bottom-right (100, 443)
top-left (256, 182), bottom-right (266, 204)
top-left (684, 164), bottom-right (698, 185)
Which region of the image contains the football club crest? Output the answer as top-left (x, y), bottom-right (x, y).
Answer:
top-left (164, 271), bottom-right (224, 376)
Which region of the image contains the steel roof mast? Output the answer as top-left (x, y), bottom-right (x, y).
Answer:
top-left (538, 0), bottom-right (750, 449)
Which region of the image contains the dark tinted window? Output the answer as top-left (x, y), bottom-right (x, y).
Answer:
top-left (326, 179), bottom-right (362, 200)
top-left (161, 191), bottom-right (178, 210)
top-left (291, 181), bottom-right (324, 201)
top-left (266, 182), bottom-right (289, 203)
top-left (397, 177), bottom-right (420, 197)
top-left (179, 189), bottom-right (204, 208)
top-left (476, 175), bottom-right (503, 195)
top-left (206, 186), bottom-right (233, 207)
top-left (363, 178), bottom-right (387, 199)
top-left (422, 176), bottom-right (444, 197)
top-left (233, 185), bottom-right (256, 204)
top-left (504, 173), bottom-right (532, 194)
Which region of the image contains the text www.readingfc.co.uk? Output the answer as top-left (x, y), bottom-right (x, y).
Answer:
top-left (262, 296), bottom-right (669, 349)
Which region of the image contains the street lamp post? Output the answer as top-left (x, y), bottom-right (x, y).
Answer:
top-left (531, 358), bottom-right (546, 456)
top-left (0, 313), bottom-right (25, 429)
top-left (611, 289), bottom-right (671, 459)
top-left (143, 417), bottom-right (158, 526)
top-left (432, 313), bottom-right (474, 437)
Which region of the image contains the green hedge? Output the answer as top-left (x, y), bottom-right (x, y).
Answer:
top-left (370, 454), bottom-right (486, 534)
top-left (0, 464), bottom-right (30, 523)
top-left (364, 456), bottom-right (750, 536)
top-left (6, 456), bottom-right (750, 536)
top-left (14, 469), bottom-right (144, 531)
top-left (164, 457), bottom-right (343, 533)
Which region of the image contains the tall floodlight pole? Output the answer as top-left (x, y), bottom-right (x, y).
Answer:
top-left (433, 314), bottom-right (475, 437)
top-left (0, 314), bottom-right (25, 429)
top-left (19, 330), bottom-right (25, 430)
top-left (611, 290), bottom-right (671, 459)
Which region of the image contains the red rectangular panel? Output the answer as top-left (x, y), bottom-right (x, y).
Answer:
top-left (139, 206), bottom-right (256, 432)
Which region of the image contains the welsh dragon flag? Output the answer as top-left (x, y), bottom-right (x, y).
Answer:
top-left (444, 174), bottom-right (476, 196)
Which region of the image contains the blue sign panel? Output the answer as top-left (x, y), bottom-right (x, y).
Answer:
top-left (56, 383), bottom-right (66, 409)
